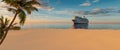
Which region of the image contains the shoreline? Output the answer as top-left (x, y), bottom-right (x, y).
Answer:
top-left (21, 28), bottom-right (120, 30)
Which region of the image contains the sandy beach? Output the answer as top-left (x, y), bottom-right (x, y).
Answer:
top-left (0, 29), bottom-right (120, 50)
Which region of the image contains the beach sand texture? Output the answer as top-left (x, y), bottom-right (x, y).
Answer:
top-left (1, 29), bottom-right (120, 50)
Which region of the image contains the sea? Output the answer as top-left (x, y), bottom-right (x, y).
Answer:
top-left (22, 23), bottom-right (120, 30)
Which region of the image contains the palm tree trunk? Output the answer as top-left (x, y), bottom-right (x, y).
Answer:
top-left (0, 12), bottom-right (18, 46)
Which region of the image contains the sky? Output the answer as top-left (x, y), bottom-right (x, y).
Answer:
top-left (0, 0), bottom-right (120, 23)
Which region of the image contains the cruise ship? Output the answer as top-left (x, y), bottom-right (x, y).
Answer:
top-left (72, 16), bottom-right (89, 29)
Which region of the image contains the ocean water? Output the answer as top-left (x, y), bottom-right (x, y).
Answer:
top-left (22, 23), bottom-right (120, 30)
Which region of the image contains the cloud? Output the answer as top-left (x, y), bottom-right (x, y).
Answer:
top-left (90, 8), bottom-right (114, 15)
top-left (51, 7), bottom-right (115, 16)
top-left (52, 10), bottom-right (71, 15)
top-left (33, 5), bottom-right (54, 11)
top-left (93, 0), bottom-right (99, 3)
top-left (0, 1), bottom-right (13, 17)
top-left (80, 0), bottom-right (100, 7)
top-left (80, 0), bottom-right (91, 6)
top-left (90, 8), bottom-right (108, 15)
top-left (73, 11), bottom-right (89, 15)
top-left (32, 1), bottom-right (54, 11)
top-left (0, 2), bottom-right (8, 9)
top-left (118, 10), bottom-right (120, 13)
top-left (72, 8), bottom-right (115, 15)
top-left (43, 6), bottom-right (54, 11)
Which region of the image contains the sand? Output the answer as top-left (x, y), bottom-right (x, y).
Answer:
top-left (1, 29), bottom-right (120, 50)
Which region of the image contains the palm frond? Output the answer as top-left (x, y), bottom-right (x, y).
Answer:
top-left (0, 16), bottom-right (10, 39)
top-left (2, 0), bottom-right (16, 6)
top-left (4, 18), bottom-right (9, 27)
top-left (18, 9), bottom-right (26, 25)
top-left (24, 0), bottom-right (41, 6)
top-left (23, 6), bottom-right (39, 14)
top-left (23, 7), bottom-right (32, 14)
top-left (0, 16), bottom-right (4, 26)
top-left (8, 8), bottom-right (17, 14)
top-left (30, 6), bottom-right (39, 11)
top-left (0, 30), bottom-right (4, 39)
top-left (2, 0), bottom-right (41, 25)
top-left (22, 0), bottom-right (40, 14)
top-left (11, 23), bottom-right (17, 27)
top-left (0, 16), bottom-right (10, 28)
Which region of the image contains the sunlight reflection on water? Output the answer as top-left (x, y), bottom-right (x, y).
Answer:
top-left (22, 23), bottom-right (120, 30)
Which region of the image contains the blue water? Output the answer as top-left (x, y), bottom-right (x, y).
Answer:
top-left (22, 23), bottom-right (120, 29)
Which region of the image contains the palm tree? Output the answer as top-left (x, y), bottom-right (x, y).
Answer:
top-left (0, 16), bottom-right (19, 38)
top-left (0, 16), bottom-right (9, 39)
top-left (0, 0), bottom-right (41, 46)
